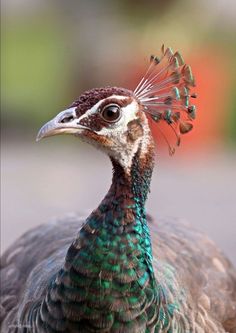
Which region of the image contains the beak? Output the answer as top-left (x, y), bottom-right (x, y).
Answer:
top-left (36, 107), bottom-right (87, 141)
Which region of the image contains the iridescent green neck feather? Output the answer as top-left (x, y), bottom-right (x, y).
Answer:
top-left (31, 140), bottom-right (163, 333)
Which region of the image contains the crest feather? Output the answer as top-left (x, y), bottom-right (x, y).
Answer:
top-left (134, 45), bottom-right (196, 155)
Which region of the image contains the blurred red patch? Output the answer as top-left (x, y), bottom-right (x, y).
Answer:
top-left (132, 48), bottom-right (231, 154)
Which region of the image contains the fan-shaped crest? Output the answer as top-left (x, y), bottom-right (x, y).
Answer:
top-left (134, 45), bottom-right (196, 155)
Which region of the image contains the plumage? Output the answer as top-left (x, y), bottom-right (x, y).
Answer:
top-left (1, 46), bottom-right (236, 333)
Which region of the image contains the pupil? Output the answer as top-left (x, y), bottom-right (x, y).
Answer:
top-left (107, 108), bottom-right (117, 118)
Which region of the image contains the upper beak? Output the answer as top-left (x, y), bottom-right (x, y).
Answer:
top-left (36, 107), bottom-right (86, 141)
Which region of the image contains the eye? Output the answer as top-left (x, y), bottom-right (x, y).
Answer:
top-left (100, 104), bottom-right (121, 123)
top-left (60, 115), bottom-right (74, 123)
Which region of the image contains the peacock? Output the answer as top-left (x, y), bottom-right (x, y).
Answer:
top-left (1, 46), bottom-right (236, 333)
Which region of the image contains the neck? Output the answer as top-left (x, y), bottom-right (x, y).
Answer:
top-left (38, 137), bottom-right (159, 332)
top-left (99, 147), bottom-right (154, 225)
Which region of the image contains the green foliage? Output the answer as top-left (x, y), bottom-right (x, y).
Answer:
top-left (1, 14), bottom-right (69, 126)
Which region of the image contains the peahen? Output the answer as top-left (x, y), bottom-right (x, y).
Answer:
top-left (1, 46), bottom-right (236, 333)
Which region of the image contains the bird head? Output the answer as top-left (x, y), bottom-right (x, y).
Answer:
top-left (37, 86), bottom-right (147, 169)
top-left (37, 46), bottom-right (196, 169)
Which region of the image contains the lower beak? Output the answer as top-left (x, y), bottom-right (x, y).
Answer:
top-left (36, 107), bottom-right (85, 141)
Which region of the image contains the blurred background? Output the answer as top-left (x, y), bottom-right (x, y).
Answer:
top-left (1, 0), bottom-right (236, 264)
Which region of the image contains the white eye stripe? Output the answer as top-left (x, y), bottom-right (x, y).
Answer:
top-left (79, 100), bottom-right (104, 119)
top-left (76, 95), bottom-right (129, 122)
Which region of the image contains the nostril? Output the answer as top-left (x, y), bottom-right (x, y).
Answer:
top-left (60, 116), bottom-right (74, 123)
